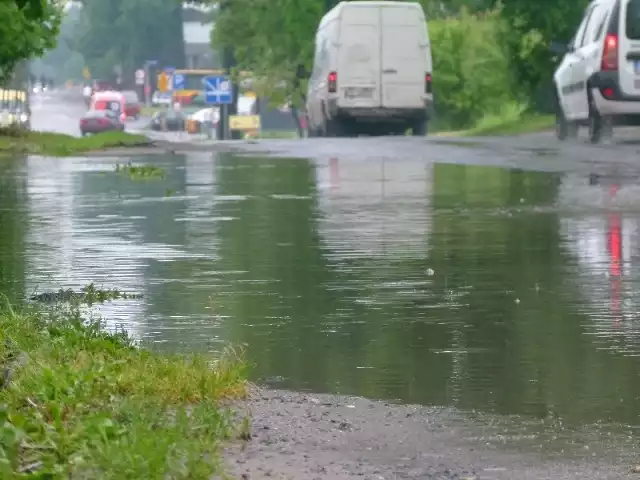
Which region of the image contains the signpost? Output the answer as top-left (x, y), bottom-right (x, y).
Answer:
top-left (143, 60), bottom-right (158, 108)
top-left (135, 69), bottom-right (145, 85)
top-left (204, 75), bottom-right (233, 140)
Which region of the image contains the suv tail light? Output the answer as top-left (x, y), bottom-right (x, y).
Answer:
top-left (120, 113), bottom-right (126, 122)
top-left (328, 71), bottom-right (337, 93)
top-left (601, 34), bottom-right (618, 71)
top-left (425, 73), bottom-right (432, 94)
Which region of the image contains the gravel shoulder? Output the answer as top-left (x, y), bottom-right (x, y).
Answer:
top-left (224, 388), bottom-right (638, 480)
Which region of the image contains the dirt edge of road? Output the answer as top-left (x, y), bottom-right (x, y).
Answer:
top-left (222, 387), bottom-right (637, 480)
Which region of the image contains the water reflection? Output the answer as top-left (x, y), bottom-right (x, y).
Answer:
top-left (1, 153), bottom-right (640, 430)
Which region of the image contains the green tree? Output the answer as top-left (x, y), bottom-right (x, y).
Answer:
top-left (33, 3), bottom-right (82, 82)
top-left (212, 0), bottom-right (324, 106)
top-left (496, 0), bottom-right (589, 104)
top-left (0, 0), bottom-right (61, 83)
top-left (75, 0), bottom-right (186, 83)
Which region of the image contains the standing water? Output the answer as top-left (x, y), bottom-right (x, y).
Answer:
top-left (1, 152), bottom-right (640, 433)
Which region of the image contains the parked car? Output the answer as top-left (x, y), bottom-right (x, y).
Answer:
top-left (150, 109), bottom-right (186, 131)
top-left (79, 109), bottom-right (125, 136)
top-left (90, 91), bottom-right (127, 123)
top-left (306, 1), bottom-right (433, 137)
top-left (121, 90), bottom-right (141, 119)
top-left (553, 0), bottom-right (640, 143)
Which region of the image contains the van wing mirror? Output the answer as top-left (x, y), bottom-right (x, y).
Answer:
top-left (550, 40), bottom-right (570, 55)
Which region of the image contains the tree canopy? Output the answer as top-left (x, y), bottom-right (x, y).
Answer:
top-left (0, 0), bottom-right (61, 83)
top-left (74, 0), bottom-right (186, 83)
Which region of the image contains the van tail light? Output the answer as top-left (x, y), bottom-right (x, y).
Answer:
top-left (425, 73), bottom-right (432, 94)
top-left (328, 71), bottom-right (337, 93)
top-left (601, 34), bottom-right (618, 71)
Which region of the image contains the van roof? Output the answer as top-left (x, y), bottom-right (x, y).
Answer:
top-left (337, 1), bottom-right (422, 7)
top-left (322, 1), bottom-right (424, 24)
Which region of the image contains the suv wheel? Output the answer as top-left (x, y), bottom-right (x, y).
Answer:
top-left (587, 93), bottom-right (612, 144)
top-left (555, 96), bottom-right (577, 141)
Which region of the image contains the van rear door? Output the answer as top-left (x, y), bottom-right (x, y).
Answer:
top-left (380, 4), bottom-right (429, 109)
top-left (336, 5), bottom-right (382, 108)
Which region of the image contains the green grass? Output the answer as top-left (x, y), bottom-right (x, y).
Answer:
top-left (115, 161), bottom-right (166, 180)
top-left (141, 106), bottom-right (165, 116)
top-left (436, 103), bottom-right (555, 137)
top-left (0, 301), bottom-right (248, 478)
top-left (0, 128), bottom-right (153, 156)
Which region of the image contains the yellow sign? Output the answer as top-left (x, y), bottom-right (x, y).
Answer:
top-left (229, 115), bottom-right (261, 131)
top-left (158, 72), bottom-right (169, 92)
top-left (82, 67), bottom-right (90, 79)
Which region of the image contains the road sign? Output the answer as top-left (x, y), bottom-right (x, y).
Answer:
top-left (82, 67), bottom-right (90, 79)
top-left (172, 73), bottom-right (185, 90)
top-left (204, 75), bottom-right (233, 104)
top-left (158, 72), bottom-right (169, 93)
top-left (230, 115), bottom-right (261, 131)
top-left (135, 69), bottom-right (145, 85)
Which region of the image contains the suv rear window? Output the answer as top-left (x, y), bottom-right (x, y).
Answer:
top-left (627, 0), bottom-right (640, 39)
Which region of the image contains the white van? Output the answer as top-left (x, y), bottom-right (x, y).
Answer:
top-left (306, 1), bottom-right (433, 137)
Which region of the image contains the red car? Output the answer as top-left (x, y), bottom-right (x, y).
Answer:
top-left (79, 109), bottom-right (125, 136)
top-left (122, 90), bottom-right (141, 119)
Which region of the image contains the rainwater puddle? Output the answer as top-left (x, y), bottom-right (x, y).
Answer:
top-left (1, 153), bottom-right (640, 452)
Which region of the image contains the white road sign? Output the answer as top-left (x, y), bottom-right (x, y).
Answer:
top-left (135, 69), bottom-right (145, 85)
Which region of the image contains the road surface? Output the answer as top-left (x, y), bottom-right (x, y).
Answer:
top-left (29, 88), bottom-right (150, 136)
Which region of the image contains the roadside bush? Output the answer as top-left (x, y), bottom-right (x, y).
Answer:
top-left (429, 8), bottom-right (516, 130)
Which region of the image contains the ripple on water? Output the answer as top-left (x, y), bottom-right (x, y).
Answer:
top-left (2, 154), bottom-right (640, 454)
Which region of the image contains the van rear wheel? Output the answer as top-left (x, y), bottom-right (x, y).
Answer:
top-left (411, 119), bottom-right (428, 136)
top-left (324, 118), bottom-right (346, 137)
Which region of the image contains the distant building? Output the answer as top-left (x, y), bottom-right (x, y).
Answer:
top-left (182, 6), bottom-right (219, 69)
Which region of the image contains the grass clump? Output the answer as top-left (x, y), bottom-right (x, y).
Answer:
top-left (436, 103), bottom-right (554, 137)
top-left (115, 162), bottom-right (165, 180)
top-left (29, 283), bottom-right (144, 305)
top-left (0, 127), bottom-right (153, 157)
top-left (0, 303), bottom-right (248, 478)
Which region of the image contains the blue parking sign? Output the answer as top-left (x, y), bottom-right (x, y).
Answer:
top-left (172, 73), bottom-right (185, 90)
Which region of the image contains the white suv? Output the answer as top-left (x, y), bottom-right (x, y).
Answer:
top-left (553, 0), bottom-right (640, 143)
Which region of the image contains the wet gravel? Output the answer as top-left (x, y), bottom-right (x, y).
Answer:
top-left (223, 388), bottom-right (637, 480)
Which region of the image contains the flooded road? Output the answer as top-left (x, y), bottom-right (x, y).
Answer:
top-left (2, 150), bottom-right (640, 440)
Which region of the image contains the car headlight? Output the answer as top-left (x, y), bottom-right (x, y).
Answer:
top-left (19, 113), bottom-right (28, 123)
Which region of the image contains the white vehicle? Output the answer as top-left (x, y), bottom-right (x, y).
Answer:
top-left (553, 0), bottom-right (640, 143)
top-left (306, 1), bottom-right (433, 137)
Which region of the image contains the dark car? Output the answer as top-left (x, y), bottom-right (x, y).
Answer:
top-left (150, 109), bottom-right (186, 131)
top-left (121, 90), bottom-right (141, 119)
top-left (80, 109), bottom-right (125, 136)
